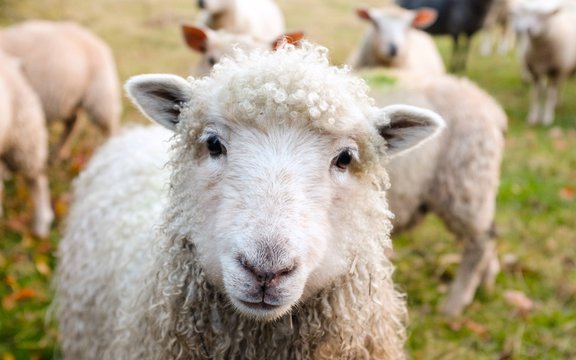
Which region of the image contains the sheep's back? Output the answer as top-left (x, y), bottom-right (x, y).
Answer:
top-left (0, 21), bottom-right (116, 121)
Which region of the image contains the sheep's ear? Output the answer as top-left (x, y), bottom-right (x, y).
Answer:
top-left (412, 7), bottom-right (438, 29)
top-left (271, 32), bottom-right (305, 50)
top-left (182, 24), bottom-right (209, 53)
top-left (375, 104), bottom-right (445, 158)
top-left (125, 74), bottom-right (192, 131)
top-left (356, 8), bottom-right (373, 22)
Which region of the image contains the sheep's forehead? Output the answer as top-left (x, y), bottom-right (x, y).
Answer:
top-left (189, 44), bottom-right (376, 134)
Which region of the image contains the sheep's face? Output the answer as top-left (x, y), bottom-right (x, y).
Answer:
top-left (126, 44), bottom-right (444, 321)
top-left (357, 6), bottom-right (437, 63)
top-left (511, 3), bottom-right (560, 38)
top-left (197, 0), bottom-right (230, 13)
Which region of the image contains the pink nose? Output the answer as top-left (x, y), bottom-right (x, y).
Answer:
top-left (239, 256), bottom-right (296, 289)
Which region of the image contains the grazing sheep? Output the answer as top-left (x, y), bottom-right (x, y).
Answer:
top-left (480, 0), bottom-right (516, 56)
top-left (364, 69), bottom-right (507, 316)
top-left (0, 52), bottom-right (53, 237)
top-left (196, 0), bottom-right (285, 42)
top-left (397, 0), bottom-right (496, 72)
top-left (181, 24), bottom-right (303, 75)
top-left (511, 0), bottom-right (576, 125)
top-left (0, 20), bottom-right (121, 159)
top-left (349, 5), bottom-right (445, 75)
top-left (56, 43), bottom-right (445, 359)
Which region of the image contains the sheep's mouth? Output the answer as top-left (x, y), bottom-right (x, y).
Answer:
top-left (238, 300), bottom-right (280, 311)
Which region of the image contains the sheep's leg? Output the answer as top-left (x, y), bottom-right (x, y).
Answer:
top-left (527, 76), bottom-right (544, 125)
top-left (440, 235), bottom-right (496, 316)
top-left (26, 173), bottom-right (54, 238)
top-left (480, 29), bottom-right (494, 57)
top-left (542, 76), bottom-right (561, 126)
top-left (55, 113), bottom-right (79, 161)
top-left (0, 164), bottom-right (4, 218)
top-left (498, 22), bottom-right (514, 54)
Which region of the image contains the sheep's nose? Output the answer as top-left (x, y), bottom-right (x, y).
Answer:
top-left (388, 43), bottom-right (398, 57)
top-left (239, 256), bottom-right (296, 287)
top-left (198, 0), bottom-right (205, 9)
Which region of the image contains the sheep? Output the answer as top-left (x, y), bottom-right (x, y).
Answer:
top-left (0, 20), bottom-right (121, 159)
top-left (0, 51), bottom-right (53, 238)
top-left (196, 0), bottom-right (285, 42)
top-left (181, 24), bottom-right (303, 75)
top-left (349, 5), bottom-right (446, 75)
top-left (480, 0), bottom-right (516, 56)
top-left (55, 42), bottom-right (446, 359)
top-left (511, 0), bottom-right (576, 125)
top-left (396, 0), bottom-right (496, 72)
top-left (362, 69), bottom-right (507, 316)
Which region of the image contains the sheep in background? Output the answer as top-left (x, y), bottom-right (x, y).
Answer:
top-left (0, 52), bottom-right (53, 238)
top-left (511, 0), bottom-right (576, 125)
top-left (196, 0), bottom-right (285, 42)
top-left (480, 0), bottom-right (516, 56)
top-left (56, 42), bottom-right (445, 359)
top-left (363, 69), bottom-right (507, 316)
top-left (181, 24), bottom-right (303, 75)
top-left (349, 5), bottom-right (445, 75)
top-left (0, 20), bottom-right (121, 159)
top-left (397, 0), bottom-right (496, 72)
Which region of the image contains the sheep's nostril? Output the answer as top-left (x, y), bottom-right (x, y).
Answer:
top-left (238, 256), bottom-right (296, 285)
top-left (388, 43), bottom-right (398, 57)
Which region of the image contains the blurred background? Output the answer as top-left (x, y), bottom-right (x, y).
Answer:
top-left (0, 0), bottom-right (574, 358)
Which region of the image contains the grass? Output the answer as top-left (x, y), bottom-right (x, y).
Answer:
top-left (0, 0), bottom-right (575, 359)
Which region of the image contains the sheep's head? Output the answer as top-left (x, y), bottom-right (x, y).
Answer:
top-left (511, 1), bottom-right (561, 38)
top-left (197, 0), bottom-right (230, 13)
top-left (356, 5), bottom-right (437, 62)
top-left (181, 24), bottom-right (304, 76)
top-left (126, 43), bottom-right (444, 321)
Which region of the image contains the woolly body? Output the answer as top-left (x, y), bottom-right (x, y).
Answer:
top-left (0, 20), bottom-right (121, 156)
top-left (0, 51), bottom-right (53, 237)
top-left (367, 70), bottom-right (507, 315)
top-left (57, 44), bottom-right (445, 359)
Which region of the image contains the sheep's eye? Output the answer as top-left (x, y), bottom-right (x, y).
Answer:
top-left (208, 57), bottom-right (217, 66)
top-left (333, 149), bottom-right (353, 170)
top-left (206, 135), bottom-right (225, 157)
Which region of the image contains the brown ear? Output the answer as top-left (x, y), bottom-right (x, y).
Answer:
top-left (271, 32), bottom-right (305, 50)
top-left (181, 24), bottom-right (208, 53)
top-left (412, 8), bottom-right (437, 29)
top-left (356, 8), bottom-right (372, 22)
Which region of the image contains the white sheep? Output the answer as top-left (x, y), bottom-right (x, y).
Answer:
top-left (196, 0), bottom-right (285, 42)
top-left (480, 0), bottom-right (517, 56)
top-left (56, 43), bottom-right (445, 359)
top-left (0, 20), bottom-right (121, 158)
top-left (511, 0), bottom-right (576, 125)
top-left (349, 5), bottom-right (445, 74)
top-left (181, 24), bottom-right (303, 75)
top-left (364, 69), bottom-right (507, 316)
top-left (0, 51), bottom-right (53, 237)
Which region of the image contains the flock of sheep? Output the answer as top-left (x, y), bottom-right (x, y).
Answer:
top-left (0, 0), bottom-right (574, 358)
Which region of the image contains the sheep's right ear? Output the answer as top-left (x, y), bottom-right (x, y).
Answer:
top-left (125, 74), bottom-right (192, 131)
top-left (375, 104), bottom-right (445, 158)
top-left (412, 7), bottom-right (438, 29)
top-left (271, 32), bottom-right (305, 50)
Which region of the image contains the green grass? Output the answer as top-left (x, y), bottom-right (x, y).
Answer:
top-left (1, 0), bottom-right (575, 359)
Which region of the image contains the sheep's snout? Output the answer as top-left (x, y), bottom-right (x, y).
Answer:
top-left (388, 43), bottom-right (398, 57)
top-left (197, 0), bottom-right (205, 9)
top-left (239, 255), bottom-right (297, 290)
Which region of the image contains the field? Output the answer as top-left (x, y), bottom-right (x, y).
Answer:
top-left (0, 0), bottom-right (575, 359)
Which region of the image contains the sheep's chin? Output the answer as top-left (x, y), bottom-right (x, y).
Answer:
top-left (229, 297), bottom-right (293, 322)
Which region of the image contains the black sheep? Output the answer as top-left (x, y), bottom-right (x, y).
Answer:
top-left (397, 0), bottom-right (495, 72)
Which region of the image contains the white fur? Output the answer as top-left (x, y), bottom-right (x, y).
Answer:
top-left (56, 43), bottom-right (444, 359)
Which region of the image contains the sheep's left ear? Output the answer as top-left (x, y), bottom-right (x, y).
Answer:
top-left (125, 74), bottom-right (193, 131)
top-left (375, 104), bottom-right (445, 158)
top-left (271, 32), bottom-right (305, 50)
